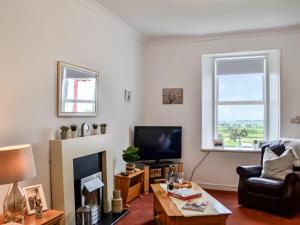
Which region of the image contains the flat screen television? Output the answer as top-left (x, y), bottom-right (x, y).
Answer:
top-left (134, 126), bottom-right (182, 162)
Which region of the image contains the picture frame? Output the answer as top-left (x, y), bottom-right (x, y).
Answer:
top-left (162, 88), bottom-right (183, 104)
top-left (57, 61), bottom-right (99, 117)
top-left (23, 184), bottom-right (48, 215)
top-left (124, 89), bottom-right (132, 103)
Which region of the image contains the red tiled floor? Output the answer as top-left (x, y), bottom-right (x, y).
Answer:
top-left (116, 194), bottom-right (155, 225)
top-left (116, 190), bottom-right (300, 225)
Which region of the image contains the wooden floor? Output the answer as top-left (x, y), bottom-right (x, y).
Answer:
top-left (116, 190), bottom-right (300, 225)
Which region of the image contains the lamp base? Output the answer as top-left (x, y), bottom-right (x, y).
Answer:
top-left (3, 182), bottom-right (26, 222)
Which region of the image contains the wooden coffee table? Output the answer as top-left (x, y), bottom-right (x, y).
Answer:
top-left (151, 183), bottom-right (231, 225)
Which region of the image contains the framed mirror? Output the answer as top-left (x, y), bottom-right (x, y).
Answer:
top-left (57, 61), bottom-right (99, 117)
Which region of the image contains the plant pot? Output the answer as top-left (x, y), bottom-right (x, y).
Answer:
top-left (236, 137), bottom-right (243, 147)
top-left (60, 131), bottom-right (68, 140)
top-left (100, 127), bottom-right (106, 134)
top-left (71, 130), bottom-right (77, 138)
top-left (92, 129), bottom-right (98, 135)
top-left (126, 163), bottom-right (135, 174)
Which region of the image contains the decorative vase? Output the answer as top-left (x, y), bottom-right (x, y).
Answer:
top-left (100, 127), bottom-right (106, 134)
top-left (112, 189), bottom-right (123, 214)
top-left (35, 205), bottom-right (43, 219)
top-left (126, 163), bottom-right (135, 174)
top-left (236, 137), bottom-right (243, 147)
top-left (60, 131), bottom-right (68, 140)
top-left (71, 131), bottom-right (77, 138)
top-left (92, 129), bottom-right (98, 135)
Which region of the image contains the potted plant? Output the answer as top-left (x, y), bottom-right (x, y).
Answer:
top-left (92, 123), bottom-right (98, 135)
top-left (60, 125), bottom-right (69, 140)
top-left (100, 123), bottom-right (107, 134)
top-left (122, 146), bottom-right (140, 174)
top-left (228, 127), bottom-right (248, 147)
top-left (70, 124), bottom-right (77, 138)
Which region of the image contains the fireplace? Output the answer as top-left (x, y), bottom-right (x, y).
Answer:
top-left (74, 153), bottom-right (104, 224)
top-left (50, 135), bottom-right (114, 225)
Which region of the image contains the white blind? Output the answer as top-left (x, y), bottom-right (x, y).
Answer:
top-left (64, 68), bottom-right (95, 79)
top-left (216, 57), bottom-right (265, 75)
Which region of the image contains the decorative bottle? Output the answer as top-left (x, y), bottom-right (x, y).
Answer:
top-left (167, 165), bottom-right (175, 191)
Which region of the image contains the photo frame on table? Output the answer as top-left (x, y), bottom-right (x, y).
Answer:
top-left (23, 184), bottom-right (48, 215)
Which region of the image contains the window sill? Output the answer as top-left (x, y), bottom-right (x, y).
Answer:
top-left (201, 147), bottom-right (261, 153)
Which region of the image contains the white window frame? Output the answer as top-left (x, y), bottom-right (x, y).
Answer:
top-left (213, 55), bottom-right (267, 142)
top-left (201, 50), bottom-right (280, 151)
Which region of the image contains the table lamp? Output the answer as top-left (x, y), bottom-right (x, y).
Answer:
top-left (0, 144), bottom-right (36, 222)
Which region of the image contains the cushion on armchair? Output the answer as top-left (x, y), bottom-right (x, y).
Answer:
top-left (261, 147), bottom-right (294, 180)
top-left (282, 138), bottom-right (300, 166)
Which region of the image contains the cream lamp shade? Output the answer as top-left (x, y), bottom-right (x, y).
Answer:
top-left (0, 144), bottom-right (36, 184)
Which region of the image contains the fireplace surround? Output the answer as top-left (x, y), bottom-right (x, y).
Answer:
top-left (50, 135), bottom-right (113, 225)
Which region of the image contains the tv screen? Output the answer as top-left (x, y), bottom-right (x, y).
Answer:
top-left (134, 126), bottom-right (182, 161)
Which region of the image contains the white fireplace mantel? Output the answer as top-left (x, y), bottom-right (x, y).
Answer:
top-left (50, 134), bottom-right (113, 225)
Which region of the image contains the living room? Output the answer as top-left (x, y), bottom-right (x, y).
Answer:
top-left (0, 0), bottom-right (300, 225)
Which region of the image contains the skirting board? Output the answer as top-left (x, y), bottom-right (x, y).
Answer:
top-left (196, 182), bottom-right (238, 192)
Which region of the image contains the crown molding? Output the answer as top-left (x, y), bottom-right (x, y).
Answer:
top-left (74, 0), bottom-right (146, 45)
top-left (146, 24), bottom-right (300, 47)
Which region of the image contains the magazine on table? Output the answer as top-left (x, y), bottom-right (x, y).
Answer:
top-left (182, 200), bottom-right (209, 212)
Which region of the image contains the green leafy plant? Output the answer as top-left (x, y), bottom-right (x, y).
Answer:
top-left (122, 146), bottom-right (140, 164)
top-left (228, 127), bottom-right (248, 141)
top-left (60, 125), bottom-right (69, 132)
top-left (100, 123), bottom-right (107, 128)
top-left (70, 124), bottom-right (77, 131)
top-left (92, 123), bottom-right (98, 129)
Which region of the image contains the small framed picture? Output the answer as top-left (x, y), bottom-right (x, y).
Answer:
top-left (23, 184), bottom-right (48, 215)
top-left (124, 89), bottom-right (132, 103)
top-left (162, 88), bottom-right (183, 104)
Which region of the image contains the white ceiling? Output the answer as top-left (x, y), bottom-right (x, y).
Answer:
top-left (96, 0), bottom-right (300, 40)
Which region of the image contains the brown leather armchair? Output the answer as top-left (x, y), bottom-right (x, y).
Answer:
top-left (236, 144), bottom-right (300, 216)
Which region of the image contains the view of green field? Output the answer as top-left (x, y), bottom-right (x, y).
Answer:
top-left (217, 120), bottom-right (264, 147)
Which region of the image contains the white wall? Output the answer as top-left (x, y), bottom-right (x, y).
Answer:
top-left (0, 0), bottom-right (145, 211)
top-left (144, 29), bottom-right (300, 190)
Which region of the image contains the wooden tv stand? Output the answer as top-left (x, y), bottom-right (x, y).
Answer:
top-left (136, 161), bottom-right (183, 194)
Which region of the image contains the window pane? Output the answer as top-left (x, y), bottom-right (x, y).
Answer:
top-left (65, 78), bottom-right (96, 101)
top-left (64, 102), bottom-right (95, 113)
top-left (217, 105), bottom-right (264, 147)
top-left (218, 74), bottom-right (264, 101)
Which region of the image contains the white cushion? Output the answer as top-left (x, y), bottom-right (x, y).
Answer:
top-left (261, 147), bottom-right (294, 180)
top-left (281, 138), bottom-right (300, 166)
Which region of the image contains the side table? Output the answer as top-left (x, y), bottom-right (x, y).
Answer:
top-left (0, 210), bottom-right (64, 225)
top-left (114, 170), bottom-right (144, 207)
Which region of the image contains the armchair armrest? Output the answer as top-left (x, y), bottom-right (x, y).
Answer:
top-left (284, 172), bottom-right (300, 185)
top-left (236, 165), bottom-right (262, 178)
top-left (283, 172), bottom-right (300, 198)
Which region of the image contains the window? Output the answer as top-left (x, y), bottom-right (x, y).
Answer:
top-left (202, 50), bottom-right (280, 150)
top-left (215, 56), bottom-right (266, 147)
